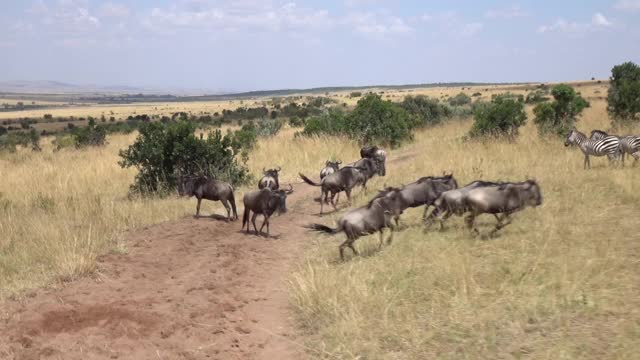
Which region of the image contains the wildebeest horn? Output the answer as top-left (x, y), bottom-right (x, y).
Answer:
top-left (285, 184), bottom-right (294, 194)
top-left (276, 166), bottom-right (281, 172)
top-left (263, 167), bottom-right (266, 173)
top-left (337, 160), bottom-right (342, 164)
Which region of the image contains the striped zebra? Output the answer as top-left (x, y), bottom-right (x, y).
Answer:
top-left (564, 128), bottom-right (622, 169)
top-left (590, 129), bottom-right (640, 166)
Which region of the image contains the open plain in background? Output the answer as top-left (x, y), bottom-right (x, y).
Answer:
top-left (1, 81), bottom-right (638, 359)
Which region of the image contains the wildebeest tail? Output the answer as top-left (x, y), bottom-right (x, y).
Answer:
top-left (229, 190), bottom-right (238, 220)
top-left (299, 173), bottom-right (321, 186)
top-left (304, 223), bottom-right (340, 235)
top-left (242, 207), bottom-right (250, 229)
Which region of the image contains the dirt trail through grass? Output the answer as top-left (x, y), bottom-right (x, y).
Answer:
top-left (0, 181), bottom-right (333, 360)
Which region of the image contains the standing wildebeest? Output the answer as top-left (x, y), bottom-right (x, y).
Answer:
top-left (369, 174), bottom-right (458, 226)
top-left (564, 128), bottom-right (621, 169)
top-left (300, 161), bottom-right (378, 215)
top-left (343, 158), bottom-right (379, 191)
top-left (320, 160), bottom-right (342, 179)
top-left (425, 180), bottom-right (503, 230)
top-left (318, 160), bottom-right (342, 204)
top-left (258, 167), bottom-right (281, 190)
top-left (590, 129), bottom-right (640, 166)
top-left (463, 179), bottom-right (543, 236)
top-left (360, 145), bottom-right (387, 176)
top-left (177, 176), bottom-right (238, 221)
top-left (242, 185), bottom-right (294, 236)
top-left (305, 190), bottom-right (405, 260)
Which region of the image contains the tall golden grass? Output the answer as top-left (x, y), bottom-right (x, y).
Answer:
top-left (289, 99), bottom-right (640, 358)
top-left (0, 125), bottom-right (360, 298)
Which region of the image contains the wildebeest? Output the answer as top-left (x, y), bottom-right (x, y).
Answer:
top-left (360, 145), bottom-right (387, 176)
top-left (177, 176), bottom-right (238, 221)
top-left (305, 190), bottom-right (405, 260)
top-left (318, 160), bottom-right (342, 203)
top-left (320, 160), bottom-right (342, 179)
top-left (463, 179), bottom-right (543, 236)
top-left (300, 161), bottom-right (378, 215)
top-left (425, 180), bottom-right (503, 230)
top-left (343, 158), bottom-right (379, 191)
top-left (258, 167), bottom-right (281, 190)
top-left (369, 174), bottom-right (458, 226)
top-left (242, 185), bottom-right (294, 236)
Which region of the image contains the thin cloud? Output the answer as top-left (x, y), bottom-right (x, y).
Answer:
top-left (99, 2), bottom-right (130, 18)
top-left (345, 12), bottom-right (413, 36)
top-left (538, 13), bottom-right (612, 34)
top-left (485, 5), bottom-right (530, 19)
top-left (615, 0), bottom-right (640, 11)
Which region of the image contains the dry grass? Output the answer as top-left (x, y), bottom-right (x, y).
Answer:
top-left (1, 81), bottom-right (638, 358)
top-left (0, 124), bottom-right (360, 298)
top-left (289, 94), bottom-right (640, 359)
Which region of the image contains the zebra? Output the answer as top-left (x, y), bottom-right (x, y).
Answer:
top-left (564, 128), bottom-right (622, 169)
top-left (590, 129), bottom-right (640, 166)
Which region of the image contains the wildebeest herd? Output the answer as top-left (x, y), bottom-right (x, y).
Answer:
top-left (177, 128), bottom-right (637, 260)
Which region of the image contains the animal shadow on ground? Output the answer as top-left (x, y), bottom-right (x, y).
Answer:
top-left (236, 230), bottom-right (282, 240)
top-left (195, 213), bottom-right (235, 222)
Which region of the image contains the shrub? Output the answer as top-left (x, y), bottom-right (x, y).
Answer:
top-left (533, 84), bottom-right (589, 136)
top-left (607, 61), bottom-right (640, 125)
top-left (350, 92), bottom-right (362, 98)
top-left (347, 94), bottom-right (413, 146)
top-left (298, 109), bottom-right (347, 137)
top-left (447, 92), bottom-right (472, 106)
top-left (288, 116), bottom-right (304, 127)
top-left (525, 90), bottom-right (550, 104)
top-left (469, 95), bottom-right (527, 139)
top-left (255, 119), bottom-right (283, 137)
top-left (73, 119), bottom-right (107, 148)
top-left (119, 121), bottom-right (250, 195)
top-left (400, 95), bottom-right (450, 126)
top-left (0, 129), bottom-right (41, 152)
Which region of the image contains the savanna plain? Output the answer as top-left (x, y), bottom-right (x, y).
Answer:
top-left (1, 82), bottom-right (639, 359)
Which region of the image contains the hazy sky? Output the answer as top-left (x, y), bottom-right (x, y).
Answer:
top-left (1, 0), bottom-right (639, 92)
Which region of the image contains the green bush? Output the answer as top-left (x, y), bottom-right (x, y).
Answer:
top-left (298, 109), bottom-right (347, 137)
top-left (400, 95), bottom-right (450, 126)
top-left (607, 61), bottom-right (640, 125)
top-left (350, 92), bottom-right (362, 98)
top-left (255, 119), bottom-right (283, 137)
top-left (73, 119), bottom-right (107, 148)
top-left (470, 95), bottom-right (527, 139)
top-left (0, 129), bottom-right (41, 152)
top-left (525, 90), bottom-right (550, 104)
top-left (533, 84), bottom-right (589, 136)
top-left (288, 116), bottom-right (305, 127)
top-left (346, 94), bottom-right (413, 147)
top-left (118, 121), bottom-right (250, 195)
top-left (447, 92), bottom-right (472, 106)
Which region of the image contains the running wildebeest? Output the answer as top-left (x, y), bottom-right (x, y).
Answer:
top-left (369, 174), bottom-right (458, 226)
top-left (343, 157), bottom-right (379, 191)
top-left (305, 189), bottom-right (405, 260)
top-left (360, 145), bottom-right (387, 176)
top-left (425, 180), bottom-right (503, 230)
top-left (242, 185), bottom-right (294, 237)
top-left (258, 167), bottom-right (281, 190)
top-left (177, 175), bottom-right (238, 221)
top-left (463, 179), bottom-right (543, 236)
top-left (300, 160), bottom-right (378, 215)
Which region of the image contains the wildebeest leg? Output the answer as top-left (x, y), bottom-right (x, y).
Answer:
top-left (259, 215), bottom-right (269, 236)
top-left (220, 199), bottom-right (231, 221)
top-left (347, 239), bottom-right (358, 257)
top-left (345, 189), bottom-right (352, 205)
top-left (320, 190), bottom-right (325, 215)
top-left (394, 216), bottom-right (400, 227)
top-left (439, 210), bottom-right (453, 230)
top-left (386, 226), bottom-right (394, 245)
top-left (490, 214), bottom-right (512, 236)
top-left (195, 197), bottom-right (202, 218)
top-left (331, 192), bottom-right (338, 210)
top-left (251, 213), bottom-right (259, 235)
top-left (378, 230), bottom-right (385, 250)
top-left (464, 213), bottom-right (479, 236)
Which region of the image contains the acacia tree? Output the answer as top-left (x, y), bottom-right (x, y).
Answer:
top-left (607, 61), bottom-right (640, 125)
top-left (533, 84), bottom-right (589, 136)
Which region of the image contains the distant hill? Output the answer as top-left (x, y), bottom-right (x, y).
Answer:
top-left (0, 80), bottom-right (217, 96)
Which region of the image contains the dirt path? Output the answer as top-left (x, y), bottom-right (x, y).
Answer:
top-left (0, 184), bottom-right (321, 360)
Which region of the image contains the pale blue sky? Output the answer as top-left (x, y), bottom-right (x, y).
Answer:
top-left (1, 0), bottom-right (639, 92)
